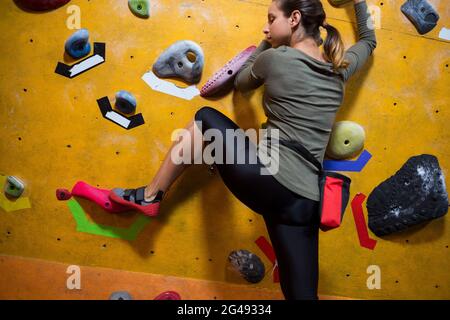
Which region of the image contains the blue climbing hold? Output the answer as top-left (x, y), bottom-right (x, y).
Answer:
top-left (65, 29), bottom-right (91, 59)
top-left (115, 91), bottom-right (137, 114)
top-left (109, 291), bottom-right (133, 300)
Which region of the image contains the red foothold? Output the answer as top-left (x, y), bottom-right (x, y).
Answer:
top-left (56, 188), bottom-right (72, 200)
top-left (153, 291), bottom-right (181, 300)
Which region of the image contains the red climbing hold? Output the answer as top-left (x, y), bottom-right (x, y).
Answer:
top-left (71, 181), bottom-right (130, 213)
top-left (153, 291), bottom-right (181, 300)
top-left (56, 188), bottom-right (72, 200)
top-left (15, 0), bottom-right (71, 11)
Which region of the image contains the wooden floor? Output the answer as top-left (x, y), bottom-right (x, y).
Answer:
top-left (0, 254), bottom-right (355, 300)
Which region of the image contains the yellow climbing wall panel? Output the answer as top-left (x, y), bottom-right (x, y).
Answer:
top-left (0, 0), bottom-right (448, 299)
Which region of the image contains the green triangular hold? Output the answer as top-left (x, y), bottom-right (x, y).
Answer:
top-left (128, 0), bottom-right (150, 18)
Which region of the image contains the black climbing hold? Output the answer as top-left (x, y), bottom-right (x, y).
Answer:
top-left (401, 0), bottom-right (440, 35)
top-left (367, 154), bottom-right (448, 236)
top-left (228, 250), bottom-right (265, 284)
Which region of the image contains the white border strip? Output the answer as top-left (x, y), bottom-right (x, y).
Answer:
top-left (142, 71), bottom-right (200, 100)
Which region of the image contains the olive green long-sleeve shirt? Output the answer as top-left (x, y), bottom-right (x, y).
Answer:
top-left (234, 0), bottom-right (376, 201)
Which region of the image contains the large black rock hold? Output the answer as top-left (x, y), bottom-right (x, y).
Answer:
top-left (228, 250), bottom-right (265, 284)
top-left (367, 154), bottom-right (448, 236)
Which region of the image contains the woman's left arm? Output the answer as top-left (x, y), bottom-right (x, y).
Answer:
top-left (234, 40), bottom-right (272, 93)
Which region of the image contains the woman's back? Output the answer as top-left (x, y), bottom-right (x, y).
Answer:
top-left (234, 0), bottom-right (377, 201)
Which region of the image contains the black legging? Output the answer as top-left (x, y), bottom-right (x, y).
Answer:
top-left (194, 106), bottom-right (320, 300)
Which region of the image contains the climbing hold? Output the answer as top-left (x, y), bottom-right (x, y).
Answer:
top-left (152, 40), bottom-right (204, 84)
top-left (15, 0), bottom-right (71, 11)
top-left (97, 96), bottom-right (145, 130)
top-left (109, 291), bottom-right (133, 300)
top-left (228, 250), bottom-right (265, 284)
top-left (56, 188), bottom-right (72, 200)
top-left (71, 181), bottom-right (130, 213)
top-left (153, 291), bottom-right (181, 300)
top-left (367, 154), bottom-right (448, 236)
top-left (4, 176), bottom-right (25, 198)
top-left (327, 0), bottom-right (353, 7)
top-left (128, 0), bottom-right (149, 18)
top-left (401, 0), bottom-right (439, 35)
top-left (56, 42), bottom-right (106, 78)
top-left (326, 121), bottom-right (365, 160)
top-left (200, 45), bottom-right (257, 97)
top-left (115, 91), bottom-right (137, 115)
top-left (65, 29), bottom-right (91, 59)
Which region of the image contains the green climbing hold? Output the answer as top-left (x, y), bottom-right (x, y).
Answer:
top-left (326, 121), bottom-right (366, 160)
top-left (128, 0), bottom-right (150, 18)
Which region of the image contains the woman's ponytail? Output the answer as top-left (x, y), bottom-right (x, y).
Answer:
top-left (322, 22), bottom-right (349, 72)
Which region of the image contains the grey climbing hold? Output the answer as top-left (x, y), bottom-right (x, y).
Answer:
top-left (128, 0), bottom-right (149, 18)
top-left (401, 0), bottom-right (439, 35)
top-left (328, 0), bottom-right (353, 7)
top-left (109, 291), bottom-right (133, 300)
top-left (115, 90), bottom-right (137, 114)
top-left (5, 176), bottom-right (25, 198)
top-left (367, 154), bottom-right (448, 236)
top-left (228, 249), bottom-right (265, 284)
top-left (65, 29), bottom-right (91, 59)
top-left (152, 40), bottom-right (204, 84)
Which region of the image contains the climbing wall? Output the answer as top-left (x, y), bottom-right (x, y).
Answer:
top-left (0, 0), bottom-right (448, 299)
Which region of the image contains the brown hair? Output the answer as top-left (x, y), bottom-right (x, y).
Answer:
top-left (275, 0), bottom-right (349, 72)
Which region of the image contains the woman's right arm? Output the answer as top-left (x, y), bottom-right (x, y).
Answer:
top-left (234, 40), bottom-right (272, 93)
top-left (339, 0), bottom-right (377, 82)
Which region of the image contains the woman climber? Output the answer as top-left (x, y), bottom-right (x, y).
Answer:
top-left (109, 0), bottom-right (376, 300)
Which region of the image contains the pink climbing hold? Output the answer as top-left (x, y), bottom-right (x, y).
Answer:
top-left (56, 188), bottom-right (72, 201)
top-left (71, 181), bottom-right (130, 213)
top-left (15, 0), bottom-right (71, 11)
top-left (200, 45), bottom-right (256, 97)
top-left (153, 291), bottom-right (181, 300)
